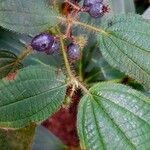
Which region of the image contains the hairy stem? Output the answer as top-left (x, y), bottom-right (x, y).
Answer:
top-left (74, 21), bottom-right (108, 35)
top-left (56, 23), bottom-right (91, 94)
top-left (65, 23), bottom-right (72, 38)
top-left (57, 16), bottom-right (108, 35)
top-left (78, 80), bottom-right (90, 95)
top-left (56, 26), bottom-right (75, 80)
top-left (60, 37), bottom-right (73, 79)
top-left (65, 0), bottom-right (81, 11)
top-left (79, 56), bottom-right (83, 81)
top-left (59, 35), bottom-right (90, 95)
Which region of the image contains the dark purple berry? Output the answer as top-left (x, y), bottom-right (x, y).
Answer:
top-left (83, 0), bottom-right (103, 7)
top-left (46, 40), bottom-right (59, 55)
top-left (88, 2), bottom-right (104, 18)
top-left (31, 33), bottom-right (54, 52)
top-left (67, 43), bottom-right (81, 61)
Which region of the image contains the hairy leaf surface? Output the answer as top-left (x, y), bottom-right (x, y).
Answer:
top-left (98, 14), bottom-right (150, 90)
top-left (0, 0), bottom-right (59, 34)
top-left (0, 65), bottom-right (66, 128)
top-left (78, 82), bottom-right (150, 150)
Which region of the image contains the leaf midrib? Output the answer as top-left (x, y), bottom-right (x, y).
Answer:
top-left (0, 84), bottom-right (66, 110)
top-left (0, 90), bottom-right (64, 125)
top-left (91, 95), bottom-right (136, 149)
top-left (102, 36), bottom-right (150, 76)
top-left (90, 100), bottom-right (106, 150)
top-left (92, 92), bottom-right (150, 128)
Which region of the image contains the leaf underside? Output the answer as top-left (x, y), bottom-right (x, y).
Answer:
top-left (78, 82), bottom-right (150, 150)
top-left (0, 0), bottom-right (59, 34)
top-left (0, 65), bottom-right (66, 128)
top-left (99, 14), bottom-right (150, 90)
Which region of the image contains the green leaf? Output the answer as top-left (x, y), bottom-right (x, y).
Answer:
top-left (0, 65), bottom-right (66, 128)
top-left (98, 14), bottom-right (150, 90)
top-left (0, 123), bottom-right (36, 150)
top-left (77, 82), bottom-right (150, 150)
top-left (0, 50), bottom-right (22, 79)
top-left (0, 0), bottom-right (59, 34)
top-left (0, 27), bottom-right (30, 53)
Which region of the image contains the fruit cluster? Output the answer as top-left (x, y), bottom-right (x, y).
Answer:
top-left (31, 33), bottom-right (81, 62)
top-left (30, 0), bottom-right (109, 62)
top-left (83, 0), bottom-right (108, 18)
